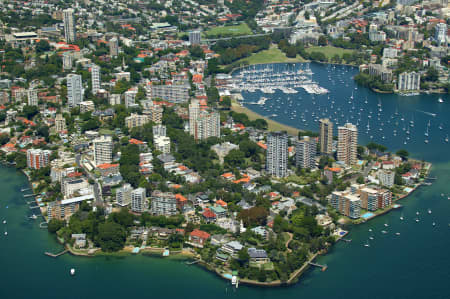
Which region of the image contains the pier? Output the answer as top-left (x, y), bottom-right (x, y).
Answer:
top-left (308, 262), bottom-right (328, 271)
top-left (21, 188), bottom-right (31, 192)
top-left (185, 260), bottom-right (200, 265)
top-left (23, 194), bottom-right (36, 198)
top-left (29, 205), bottom-right (40, 210)
top-left (39, 222), bottom-right (48, 229)
top-left (44, 249), bottom-right (68, 258)
top-left (340, 238), bottom-right (352, 243)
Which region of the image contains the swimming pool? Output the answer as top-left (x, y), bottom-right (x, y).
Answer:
top-left (361, 212), bottom-right (374, 219)
top-left (223, 273), bottom-right (232, 279)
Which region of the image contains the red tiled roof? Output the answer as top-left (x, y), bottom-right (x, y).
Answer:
top-left (190, 229), bottom-right (210, 240)
top-left (257, 142), bottom-right (267, 150)
top-left (221, 172), bottom-right (234, 179)
top-left (202, 208), bottom-right (216, 219)
top-left (129, 138), bottom-right (144, 145)
top-left (233, 174), bottom-right (250, 184)
top-left (97, 163), bottom-right (119, 169)
top-left (67, 172), bottom-right (82, 178)
top-left (176, 193), bottom-right (188, 202)
top-left (216, 199), bottom-right (227, 207)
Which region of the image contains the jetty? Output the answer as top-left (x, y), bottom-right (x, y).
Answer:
top-left (308, 262), bottom-right (328, 271)
top-left (44, 249), bottom-right (68, 258)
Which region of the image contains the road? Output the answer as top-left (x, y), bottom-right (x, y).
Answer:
top-left (76, 153), bottom-right (103, 207)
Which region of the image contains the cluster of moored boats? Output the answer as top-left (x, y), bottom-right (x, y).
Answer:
top-left (233, 63), bottom-right (329, 95)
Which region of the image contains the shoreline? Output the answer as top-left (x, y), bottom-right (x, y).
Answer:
top-left (231, 101), bottom-right (301, 136)
top-left (2, 95), bottom-right (435, 289)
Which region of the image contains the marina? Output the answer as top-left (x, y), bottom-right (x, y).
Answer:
top-left (231, 63), bottom-right (329, 96)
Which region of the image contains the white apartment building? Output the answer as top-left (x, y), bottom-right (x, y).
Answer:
top-left (125, 113), bottom-right (150, 129)
top-left (124, 90), bottom-right (137, 108)
top-left (62, 52), bottom-right (72, 70)
top-left (79, 100), bottom-right (95, 113)
top-left (109, 37), bottom-right (119, 57)
top-left (337, 123), bottom-right (358, 166)
top-left (435, 22), bottom-right (447, 45)
top-left (109, 94), bottom-right (121, 106)
top-left (116, 183), bottom-right (133, 206)
top-left (27, 88), bottom-right (38, 106)
top-left (91, 65), bottom-right (101, 95)
top-left (152, 124), bottom-right (166, 137)
top-left (131, 187), bottom-right (147, 213)
top-left (151, 191), bottom-right (177, 216)
top-left (191, 110), bottom-right (220, 140)
top-left (189, 99), bottom-right (200, 136)
top-left (63, 8), bottom-right (76, 43)
top-left (55, 114), bottom-right (66, 132)
top-left (67, 73), bottom-right (83, 107)
top-left (379, 170), bottom-right (395, 188)
top-left (150, 84), bottom-right (190, 103)
top-left (266, 131), bottom-right (288, 178)
top-left (93, 136), bottom-right (113, 166)
top-left (397, 72), bottom-right (421, 91)
top-left (26, 149), bottom-right (51, 169)
top-left (63, 177), bottom-right (90, 199)
top-left (154, 136), bottom-right (171, 154)
top-left (189, 30), bottom-right (201, 45)
top-left (296, 136), bottom-right (316, 169)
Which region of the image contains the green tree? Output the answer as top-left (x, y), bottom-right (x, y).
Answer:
top-left (356, 176), bottom-right (365, 184)
top-left (396, 149), bottom-right (409, 161)
top-left (21, 105), bottom-right (39, 119)
top-left (238, 206), bottom-right (269, 227)
top-left (96, 221), bottom-right (127, 252)
top-left (318, 35), bottom-right (328, 46)
top-left (48, 219), bottom-right (65, 233)
top-left (224, 149), bottom-right (246, 168)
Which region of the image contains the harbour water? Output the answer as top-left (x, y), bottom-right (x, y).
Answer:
top-left (1, 63), bottom-right (450, 298)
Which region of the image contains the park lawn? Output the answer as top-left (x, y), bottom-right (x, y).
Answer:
top-left (99, 128), bottom-right (114, 135)
top-left (206, 23), bottom-right (252, 37)
top-left (305, 46), bottom-right (354, 59)
top-left (237, 46), bottom-right (305, 65)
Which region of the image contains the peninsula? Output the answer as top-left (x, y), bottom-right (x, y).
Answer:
top-left (0, 0), bottom-right (439, 288)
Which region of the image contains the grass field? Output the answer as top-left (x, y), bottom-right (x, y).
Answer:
top-left (236, 46), bottom-right (306, 65)
top-left (231, 100), bottom-right (300, 136)
top-left (305, 46), bottom-right (354, 59)
top-left (205, 23), bottom-right (252, 37)
top-left (99, 128), bottom-right (114, 135)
